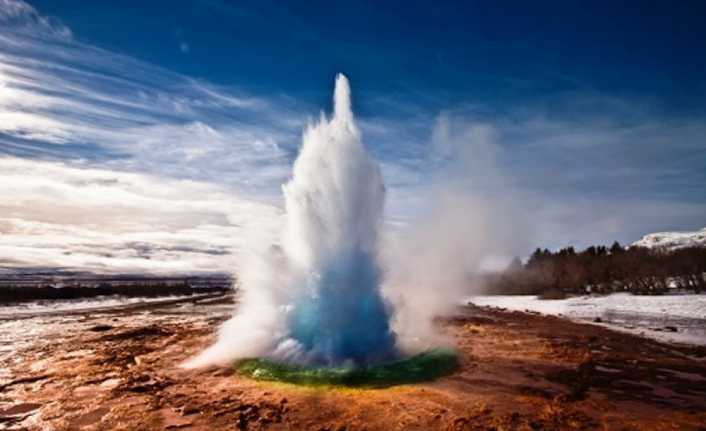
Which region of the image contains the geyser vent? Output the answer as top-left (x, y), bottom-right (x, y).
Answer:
top-left (234, 348), bottom-right (458, 388)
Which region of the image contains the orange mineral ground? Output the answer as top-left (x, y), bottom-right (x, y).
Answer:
top-left (1, 294), bottom-right (705, 430)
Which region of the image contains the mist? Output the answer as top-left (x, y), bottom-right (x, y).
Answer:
top-left (381, 114), bottom-right (529, 351)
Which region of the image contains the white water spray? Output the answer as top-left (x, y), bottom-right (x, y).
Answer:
top-left (186, 74), bottom-right (396, 367)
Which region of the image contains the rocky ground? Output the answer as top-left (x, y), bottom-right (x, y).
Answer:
top-left (1, 295), bottom-right (706, 430)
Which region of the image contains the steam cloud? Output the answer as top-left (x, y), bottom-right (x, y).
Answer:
top-left (381, 118), bottom-right (528, 352)
top-left (185, 75), bottom-right (529, 369)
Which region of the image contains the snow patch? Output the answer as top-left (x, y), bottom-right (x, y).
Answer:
top-left (632, 227), bottom-right (706, 251)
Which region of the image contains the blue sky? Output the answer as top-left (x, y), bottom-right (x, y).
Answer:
top-left (27, 0), bottom-right (706, 113)
top-left (0, 0), bottom-right (705, 272)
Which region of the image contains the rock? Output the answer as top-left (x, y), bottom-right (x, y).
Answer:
top-left (0, 374), bottom-right (52, 391)
top-left (593, 317), bottom-right (603, 323)
top-left (120, 374), bottom-right (173, 393)
top-left (235, 416), bottom-right (246, 430)
top-left (664, 326), bottom-right (678, 332)
top-left (89, 324), bottom-right (113, 332)
top-left (0, 403), bottom-right (42, 416)
top-left (178, 405), bottom-right (200, 415)
top-left (164, 422), bottom-right (192, 430)
top-left (452, 417), bottom-right (470, 429)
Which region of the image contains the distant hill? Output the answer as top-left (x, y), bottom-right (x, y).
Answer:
top-left (633, 227), bottom-right (706, 250)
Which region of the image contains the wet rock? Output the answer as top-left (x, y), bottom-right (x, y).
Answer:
top-left (235, 413), bottom-right (248, 430)
top-left (164, 422), bottom-right (192, 430)
top-left (119, 374), bottom-right (173, 393)
top-left (550, 359), bottom-right (596, 402)
top-left (0, 402), bottom-right (41, 416)
top-left (161, 407), bottom-right (193, 429)
top-left (233, 401), bottom-right (285, 430)
top-left (0, 374), bottom-right (52, 391)
top-left (71, 406), bottom-right (111, 428)
top-left (177, 404), bottom-right (200, 415)
top-left (452, 416), bottom-right (470, 430)
top-left (100, 325), bottom-right (167, 341)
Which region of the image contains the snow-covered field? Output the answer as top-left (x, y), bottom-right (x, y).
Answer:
top-left (468, 293), bottom-right (706, 346)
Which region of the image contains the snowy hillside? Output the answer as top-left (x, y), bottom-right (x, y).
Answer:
top-left (633, 227), bottom-right (706, 250)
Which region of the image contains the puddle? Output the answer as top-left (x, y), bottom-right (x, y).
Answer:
top-left (657, 368), bottom-right (706, 382)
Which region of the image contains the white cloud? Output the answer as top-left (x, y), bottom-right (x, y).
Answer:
top-left (0, 157), bottom-right (283, 273)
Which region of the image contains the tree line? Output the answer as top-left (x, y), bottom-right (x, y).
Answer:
top-left (484, 243), bottom-right (706, 297)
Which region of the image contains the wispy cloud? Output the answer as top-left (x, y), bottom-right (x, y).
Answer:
top-left (0, 0), bottom-right (71, 39)
top-left (0, 1), bottom-right (304, 198)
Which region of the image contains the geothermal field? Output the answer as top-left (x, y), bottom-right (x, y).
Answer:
top-left (1, 76), bottom-right (706, 431)
top-left (2, 292), bottom-right (706, 430)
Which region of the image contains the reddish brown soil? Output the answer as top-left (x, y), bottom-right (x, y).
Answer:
top-left (2, 301), bottom-right (705, 430)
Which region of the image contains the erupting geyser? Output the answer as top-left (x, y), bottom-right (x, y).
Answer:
top-left (186, 74), bottom-right (398, 368)
top-left (279, 73), bottom-right (396, 364)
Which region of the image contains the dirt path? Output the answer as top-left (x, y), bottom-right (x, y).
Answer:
top-left (1, 302), bottom-right (705, 430)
